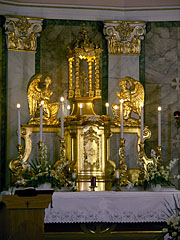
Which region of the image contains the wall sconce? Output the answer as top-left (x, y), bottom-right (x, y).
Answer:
top-left (174, 111), bottom-right (180, 128)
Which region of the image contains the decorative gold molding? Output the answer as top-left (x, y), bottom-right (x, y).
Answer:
top-left (104, 21), bottom-right (146, 55)
top-left (5, 16), bottom-right (43, 51)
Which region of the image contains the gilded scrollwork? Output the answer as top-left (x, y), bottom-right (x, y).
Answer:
top-left (104, 21), bottom-right (146, 55)
top-left (5, 16), bottom-right (43, 51)
top-left (27, 74), bottom-right (59, 125)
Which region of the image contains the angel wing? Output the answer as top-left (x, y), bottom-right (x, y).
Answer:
top-left (130, 80), bottom-right (144, 116)
top-left (27, 74), bottom-right (42, 116)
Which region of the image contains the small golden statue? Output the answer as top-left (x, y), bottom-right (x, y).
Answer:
top-left (112, 76), bottom-right (144, 125)
top-left (27, 74), bottom-right (59, 125)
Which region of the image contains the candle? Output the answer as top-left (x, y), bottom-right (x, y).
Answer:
top-left (114, 105), bottom-right (118, 118)
top-left (115, 170), bottom-right (120, 179)
top-left (105, 102), bottom-right (109, 115)
top-left (60, 97), bottom-right (64, 138)
top-left (67, 105), bottom-right (71, 116)
top-left (79, 103), bottom-right (83, 116)
top-left (120, 99), bottom-right (124, 139)
top-left (40, 101), bottom-right (44, 142)
top-left (91, 176), bottom-right (96, 187)
top-left (140, 103), bottom-right (144, 143)
top-left (158, 106), bottom-right (161, 146)
top-left (17, 104), bottom-right (21, 145)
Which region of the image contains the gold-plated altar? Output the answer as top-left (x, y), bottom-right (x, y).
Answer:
top-left (9, 26), bottom-right (153, 191)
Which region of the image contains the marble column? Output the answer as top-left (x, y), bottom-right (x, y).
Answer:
top-left (103, 21), bottom-right (146, 169)
top-left (103, 21), bottom-right (146, 116)
top-left (5, 16), bottom-right (43, 183)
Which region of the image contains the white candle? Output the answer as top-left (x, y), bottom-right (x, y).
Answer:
top-left (79, 103), bottom-right (83, 116)
top-left (67, 105), bottom-right (71, 116)
top-left (60, 97), bottom-right (64, 138)
top-left (17, 104), bottom-right (21, 145)
top-left (120, 99), bottom-right (124, 139)
top-left (140, 103), bottom-right (144, 143)
top-left (105, 102), bottom-right (109, 115)
top-left (115, 170), bottom-right (120, 179)
top-left (114, 105), bottom-right (118, 118)
top-left (40, 101), bottom-right (44, 142)
top-left (158, 106), bottom-right (161, 146)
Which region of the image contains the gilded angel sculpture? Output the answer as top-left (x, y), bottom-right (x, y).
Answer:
top-left (27, 74), bottom-right (59, 125)
top-left (115, 76), bottom-right (144, 123)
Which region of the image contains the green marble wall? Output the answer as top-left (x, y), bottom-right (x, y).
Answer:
top-left (142, 22), bottom-right (180, 187)
top-left (37, 20), bottom-right (108, 115)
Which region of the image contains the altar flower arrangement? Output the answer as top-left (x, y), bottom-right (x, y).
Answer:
top-left (159, 195), bottom-right (180, 240)
top-left (15, 144), bottom-right (73, 189)
top-left (139, 150), bottom-right (179, 189)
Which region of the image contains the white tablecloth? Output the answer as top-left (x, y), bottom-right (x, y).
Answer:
top-left (45, 191), bottom-right (180, 224)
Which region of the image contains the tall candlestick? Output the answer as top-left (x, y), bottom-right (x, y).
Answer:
top-left (79, 103), bottom-right (83, 116)
top-left (158, 106), bottom-right (161, 146)
top-left (120, 99), bottom-right (124, 139)
top-left (114, 105), bottom-right (118, 118)
top-left (17, 103), bottom-right (21, 145)
top-left (140, 103), bottom-right (144, 143)
top-left (105, 102), bottom-right (109, 115)
top-left (40, 101), bottom-right (44, 142)
top-left (60, 97), bottom-right (64, 138)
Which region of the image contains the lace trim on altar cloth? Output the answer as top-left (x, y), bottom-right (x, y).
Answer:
top-left (45, 209), bottom-right (167, 224)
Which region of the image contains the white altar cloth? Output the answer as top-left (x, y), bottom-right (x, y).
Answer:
top-left (45, 191), bottom-right (180, 224)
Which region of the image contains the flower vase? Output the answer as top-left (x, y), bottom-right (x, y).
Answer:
top-left (37, 182), bottom-right (52, 190)
top-left (150, 184), bottom-right (162, 192)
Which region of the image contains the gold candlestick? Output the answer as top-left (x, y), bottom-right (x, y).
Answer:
top-left (157, 146), bottom-right (162, 165)
top-left (38, 141), bottom-right (44, 162)
top-left (60, 138), bottom-right (66, 162)
top-left (119, 138), bottom-right (128, 186)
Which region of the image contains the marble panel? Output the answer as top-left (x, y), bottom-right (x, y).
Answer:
top-left (144, 26), bottom-right (180, 165)
top-left (7, 51), bottom-right (35, 161)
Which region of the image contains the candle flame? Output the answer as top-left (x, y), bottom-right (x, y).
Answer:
top-left (41, 101), bottom-right (44, 106)
top-left (60, 97), bottom-right (64, 102)
top-left (17, 103), bottom-right (21, 108)
top-left (105, 102), bottom-right (109, 107)
top-left (114, 105), bottom-right (118, 110)
top-left (79, 103), bottom-right (83, 109)
top-left (158, 106), bottom-right (161, 111)
top-left (140, 103), bottom-right (144, 107)
top-left (67, 105), bottom-right (71, 110)
top-left (120, 99), bottom-right (124, 104)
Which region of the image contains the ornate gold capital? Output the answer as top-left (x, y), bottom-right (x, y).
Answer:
top-left (103, 21), bottom-right (146, 55)
top-left (5, 16), bottom-right (43, 52)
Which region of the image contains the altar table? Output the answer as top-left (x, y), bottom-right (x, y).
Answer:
top-left (45, 191), bottom-right (180, 224)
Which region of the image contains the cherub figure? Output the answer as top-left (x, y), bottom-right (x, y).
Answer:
top-left (27, 74), bottom-right (59, 125)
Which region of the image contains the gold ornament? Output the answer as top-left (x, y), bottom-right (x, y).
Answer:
top-left (104, 21), bottom-right (146, 55)
top-left (27, 74), bottom-right (59, 125)
top-left (112, 76), bottom-right (144, 126)
top-left (5, 16), bottom-right (43, 51)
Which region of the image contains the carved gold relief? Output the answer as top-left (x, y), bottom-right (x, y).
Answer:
top-left (83, 127), bottom-right (100, 170)
top-left (104, 21), bottom-right (146, 55)
top-left (27, 74), bottom-right (59, 125)
top-left (5, 16), bottom-right (43, 51)
top-left (112, 76), bottom-right (144, 126)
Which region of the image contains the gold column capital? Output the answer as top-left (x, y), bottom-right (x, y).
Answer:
top-left (5, 16), bottom-right (43, 52)
top-left (103, 21), bottom-right (146, 55)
